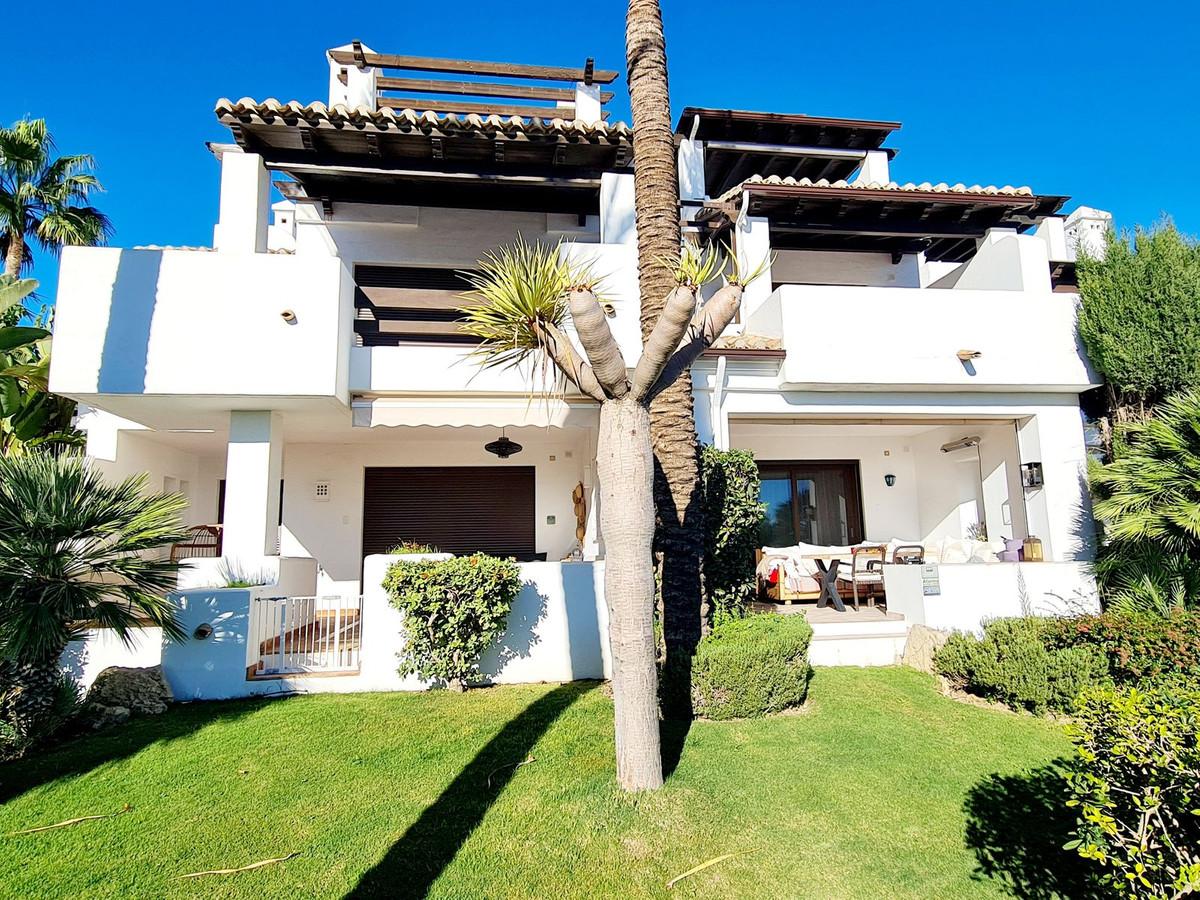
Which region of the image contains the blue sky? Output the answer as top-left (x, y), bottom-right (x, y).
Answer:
top-left (7, 0), bottom-right (1199, 300)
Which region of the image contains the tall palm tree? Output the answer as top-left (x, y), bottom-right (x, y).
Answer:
top-left (460, 239), bottom-right (763, 791)
top-left (0, 453), bottom-right (186, 747)
top-left (0, 119), bottom-right (111, 278)
top-left (625, 0), bottom-right (706, 714)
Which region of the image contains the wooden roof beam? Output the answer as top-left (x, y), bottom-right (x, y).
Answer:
top-left (377, 76), bottom-right (613, 104)
top-left (378, 96), bottom-right (581, 120)
top-left (329, 49), bottom-right (619, 84)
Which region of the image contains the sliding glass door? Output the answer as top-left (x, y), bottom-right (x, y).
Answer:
top-left (758, 461), bottom-right (864, 548)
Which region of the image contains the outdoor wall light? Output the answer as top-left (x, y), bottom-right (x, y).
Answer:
top-left (1021, 462), bottom-right (1044, 488)
top-left (280, 309), bottom-right (297, 324)
top-left (193, 623), bottom-right (214, 641)
top-left (884, 473), bottom-right (896, 487)
top-left (484, 429), bottom-right (523, 459)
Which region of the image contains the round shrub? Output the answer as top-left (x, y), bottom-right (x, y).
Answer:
top-left (691, 614), bottom-right (812, 720)
top-left (383, 553), bottom-right (522, 690)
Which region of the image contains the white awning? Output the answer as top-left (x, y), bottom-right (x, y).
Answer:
top-left (351, 397), bottom-right (598, 429)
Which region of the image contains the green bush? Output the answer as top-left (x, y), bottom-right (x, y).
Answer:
top-left (1066, 683), bottom-right (1200, 898)
top-left (935, 618), bottom-right (1108, 714)
top-left (1042, 609), bottom-right (1200, 685)
top-left (691, 614), bottom-right (812, 720)
top-left (383, 554), bottom-right (522, 690)
top-left (700, 446), bottom-right (764, 623)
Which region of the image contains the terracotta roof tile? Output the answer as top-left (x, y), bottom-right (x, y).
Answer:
top-left (214, 98), bottom-right (631, 143)
top-left (717, 174), bottom-right (1034, 203)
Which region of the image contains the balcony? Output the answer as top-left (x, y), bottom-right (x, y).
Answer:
top-left (50, 246), bottom-right (354, 408)
top-left (743, 283), bottom-right (1098, 392)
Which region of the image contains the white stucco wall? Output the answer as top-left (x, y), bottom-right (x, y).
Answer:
top-left (79, 407), bottom-right (215, 527)
top-left (51, 246), bottom-right (353, 401)
top-left (731, 421), bottom-right (1031, 548)
top-left (745, 284), bottom-right (1096, 392)
top-left (61, 627), bottom-right (164, 692)
top-left (279, 431), bottom-right (593, 595)
top-left (772, 249), bottom-right (921, 288)
top-left (159, 556), bottom-right (611, 700)
top-left (884, 562), bottom-right (1100, 635)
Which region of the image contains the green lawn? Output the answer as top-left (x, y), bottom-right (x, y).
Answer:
top-left (0, 668), bottom-right (1093, 899)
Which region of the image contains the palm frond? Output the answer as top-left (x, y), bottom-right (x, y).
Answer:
top-left (457, 236), bottom-right (581, 370)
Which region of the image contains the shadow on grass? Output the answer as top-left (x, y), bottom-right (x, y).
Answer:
top-left (0, 699), bottom-right (264, 805)
top-left (346, 681), bottom-right (595, 900)
top-left (963, 761), bottom-right (1104, 899)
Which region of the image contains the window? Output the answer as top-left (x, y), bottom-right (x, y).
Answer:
top-left (757, 461), bottom-right (863, 548)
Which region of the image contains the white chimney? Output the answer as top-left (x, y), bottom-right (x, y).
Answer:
top-left (327, 42), bottom-right (378, 109)
top-left (1064, 206), bottom-right (1114, 261)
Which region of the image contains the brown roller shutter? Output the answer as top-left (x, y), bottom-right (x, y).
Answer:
top-left (362, 466), bottom-right (537, 560)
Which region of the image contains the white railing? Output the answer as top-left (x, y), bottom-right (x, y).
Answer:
top-left (249, 595), bottom-right (363, 677)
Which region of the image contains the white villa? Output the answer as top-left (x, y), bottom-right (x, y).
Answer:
top-left (50, 44), bottom-right (1108, 696)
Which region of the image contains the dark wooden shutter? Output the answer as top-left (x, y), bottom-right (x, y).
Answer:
top-left (354, 264), bottom-right (478, 346)
top-left (362, 466), bottom-right (537, 560)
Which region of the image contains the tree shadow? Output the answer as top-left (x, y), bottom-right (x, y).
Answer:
top-left (963, 761), bottom-right (1104, 899)
top-left (345, 681), bottom-right (594, 899)
top-left (0, 697), bottom-right (264, 805)
top-left (660, 715), bottom-right (692, 779)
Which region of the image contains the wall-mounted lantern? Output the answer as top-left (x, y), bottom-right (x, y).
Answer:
top-left (1021, 462), bottom-right (1044, 488)
top-left (884, 473), bottom-right (897, 487)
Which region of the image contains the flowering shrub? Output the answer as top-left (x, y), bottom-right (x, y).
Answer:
top-left (1041, 609), bottom-right (1200, 685)
top-left (1066, 683), bottom-right (1200, 898)
top-left (383, 554), bottom-right (522, 690)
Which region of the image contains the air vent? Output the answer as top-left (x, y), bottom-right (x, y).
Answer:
top-left (314, 481), bottom-right (331, 502)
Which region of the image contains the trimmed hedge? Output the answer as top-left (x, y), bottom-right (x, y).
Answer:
top-left (935, 618), bottom-right (1108, 714)
top-left (691, 614), bottom-right (812, 720)
top-left (1041, 609), bottom-right (1200, 685)
top-left (1067, 683), bottom-right (1200, 897)
top-left (383, 553), bottom-right (522, 690)
top-left (700, 446), bottom-right (764, 623)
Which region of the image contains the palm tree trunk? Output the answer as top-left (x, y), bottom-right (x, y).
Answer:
top-left (4, 231), bottom-right (24, 278)
top-left (596, 398), bottom-right (663, 791)
top-left (626, 0), bottom-right (705, 719)
top-left (0, 649), bottom-right (65, 754)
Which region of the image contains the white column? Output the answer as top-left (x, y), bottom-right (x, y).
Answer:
top-left (213, 149), bottom-right (270, 254)
top-left (853, 150), bottom-right (890, 186)
top-left (572, 82), bottom-right (603, 124)
top-left (1019, 405), bottom-right (1095, 562)
top-left (222, 411), bottom-right (283, 562)
top-left (600, 173), bottom-right (637, 245)
top-left (678, 138), bottom-right (706, 201)
top-left (736, 215), bottom-right (774, 324)
top-left (327, 43), bottom-right (378, 108)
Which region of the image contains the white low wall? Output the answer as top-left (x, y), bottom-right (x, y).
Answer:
top-left (61, 627), bottom-right (164, 692)
top-left (883, 561), bottom-right (1100, 635)
top-left (159, 556), bottom-right (611, 700)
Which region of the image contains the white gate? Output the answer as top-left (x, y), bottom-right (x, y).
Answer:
top-left (249, 595), bottom-right (363, 676)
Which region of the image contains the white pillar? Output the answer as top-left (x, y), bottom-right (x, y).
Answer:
top-left (327, 43), bottom-right (378, 108)
top-left (736, 214), bottom-right (774, 324)
top-left (853, 150), bottom-right (890, 186)
top-left (678, 138), bottom-right (706, 201)
top-left (213, 149), bottom-right (270, 254)
top-left (572, 82), bottom-right (603, 124)
top-left (222, 411), bottom-right (283, 562)
top-left (600, 173), bottom-right (637, 245)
